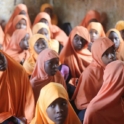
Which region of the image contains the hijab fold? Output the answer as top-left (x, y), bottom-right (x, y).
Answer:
top-left (84, 60), bottom-right (124, 124)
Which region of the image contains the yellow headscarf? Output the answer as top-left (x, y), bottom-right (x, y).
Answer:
top-left (32, 22), bottom-right (59, 53)
top-left (115, 20), bottom-right (124, 31)
top-left (23, 34), bottom-right (49, 75)
top-left (40, 3), bottom-right (58, 25)
top-left (31, 82), bottom-right (81, 124)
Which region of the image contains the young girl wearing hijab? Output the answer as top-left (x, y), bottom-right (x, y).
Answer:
top-left (23, 34), bottom-right (49, 75)
top-left (59, 26), bottom-right (92, 78)
top-left (115, 20), bottom-right (124, 40)
top-left (4, 29), bottom-right (30, 64)
top-left (31, 83), bottom-right (81, 124)
top-left (73, 37), bottom-right (116, 122)
top-left (4, 15), bottom-right (32, 48)
top-left (87, 22), bottom-right (105, 42)
top-left (5, 3), bottom-right (31, 34)
top-left (80, 10), bottom-right (101, 28)
top-left (0, 50), bottom-right (34, 124)
top-left (106, 29), bottom-right (124, 61)
top-left (32, 22), bottom-right (59, 53)
top-left (30, 48), bottom-right (67, 102)
top-left (33, 12), bottom-right (68, 46)
top-left (83, 60), bottom-right (124, 124)
top-left (40, 3), bottom-right (58, 25)
top-left (87, 22), bottom-right (106, 51)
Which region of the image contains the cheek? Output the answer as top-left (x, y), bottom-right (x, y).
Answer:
top-left (46, 108), bottom-right (55, 120)
top-left (16, 24), bottom-right (20, 29)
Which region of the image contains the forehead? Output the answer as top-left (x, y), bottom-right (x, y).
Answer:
top-left (36, 38), bottom-right (45, 43)
top-left (109, 31), bottom-right (118, 37)
top-left (39, 28), bottom-right (48, 32)
top-left (46, 57), bottom-right (59, 63)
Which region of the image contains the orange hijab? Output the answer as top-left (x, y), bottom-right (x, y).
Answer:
top-left (59, 26), bottom-right (92, 78)
top-left (4, 29), bottom-right (30, 63)
top-left (31, 83), bottom-right (81, 124)
top-left (106, 28), bottom-right (124, 61)
top-left (80, 10), bottom-right (101, 28)
top-left (11, 15), bottom-right (32, 36)
top-left (5, 3), bottom-right (31, 34)
top-left (87, 22), bottom-right (105, 37)
top-left (30, 48), bottom-right (66, 102)
top-left (83, 60), bottom-right (124, 124)
top-left (74, 37), bottom-right (114, 109)
top-left (33, 12), bottom-right (68, 46)
top-left (40, 3), bottom-right (58, 25)
top-left (0, 50), bottom-right (35, 123)
top-left (23, 34), bottom-right (49, 75)
top-left (115, 20), bottom-right (124, 31)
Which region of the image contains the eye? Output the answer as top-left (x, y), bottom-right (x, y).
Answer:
top-left (62, 101), bottom-right (67, 106)
top-left (50, 104), bottom-right (55, 108)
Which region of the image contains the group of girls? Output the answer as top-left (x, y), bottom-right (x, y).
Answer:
top-left (0, 2), bottom-right (124, 124)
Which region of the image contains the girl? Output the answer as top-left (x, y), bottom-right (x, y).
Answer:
top-left (106, 29), bottom-right (124, 61)
top-left (30, 48), bottom-right (67, 102)
top-left (83, 60), bottom-right (124, 124)
top-left (23, 34), bottom-right (49, 75)
top-left (4, 29), bottom-right (30, 64)
top-left (32, 22), bottom-right (59, 53)
top-left (31, 82), bottom-right (81, 124)
top-left (59, 26), bottom-right (92, 78)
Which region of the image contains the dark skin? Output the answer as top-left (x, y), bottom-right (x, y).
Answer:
top-left (34, 38), bottom-right (48, 54)
top-left (44, 7), bottom-right (53, 17)
top-left (73, 34), bottom-right (87, 51)
top-left (120, 29), bottom-right (124, 40)
top-left (44, 57), bottom-right (59, 76)
top-left (0, 52), bottom-right (7, 71)
top-left (101, 45), bottom-right (116, 65)
top-left (37, 28), bottom-right (50, 40)
top-left (46, 98), bottom-right (68, 124)
top-left (39, 18), bottom-right (49, 26)
top-left (16, 19), bottom-right (27, 29)
top-left (19, 33), bottom-right (30, 50)
top-left (108, 31), bottom-right (120, 50)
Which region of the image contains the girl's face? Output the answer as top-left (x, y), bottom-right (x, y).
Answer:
top-left (38, 28), bottom-right (50, 40)
top-left (108, 31), bottom-right (120, 50)
top-left (73, 34), bottom-right (87, 51)
top-left (34, 38), bottom-right (48, 54)
top-left (46, 98), bottom-right (68, 124)
top-left (0, 52), bottom-right (7, 71)
top-left (16, 19), bottom-right (27, 29)
top-left (89, 29), bottom-right (100, 42)
top-left (19, 33), bottom-right (29, 50)
top-left (44, 57), bottom-right (59, 76)
top-left (101, 45), bottom-right (116, 65)
top-left (39, 18), bottom-right (49, 26)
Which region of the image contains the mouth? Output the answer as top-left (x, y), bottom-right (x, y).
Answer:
top-left (55, 115), bottom-right (65, 121)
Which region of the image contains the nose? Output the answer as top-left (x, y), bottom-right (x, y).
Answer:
top-left (55, 104), bottom-right (62, 113)
top-left (78, 39), bottom-right (82, 45)
top-left (92, 32), bottom-right (96, 37)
